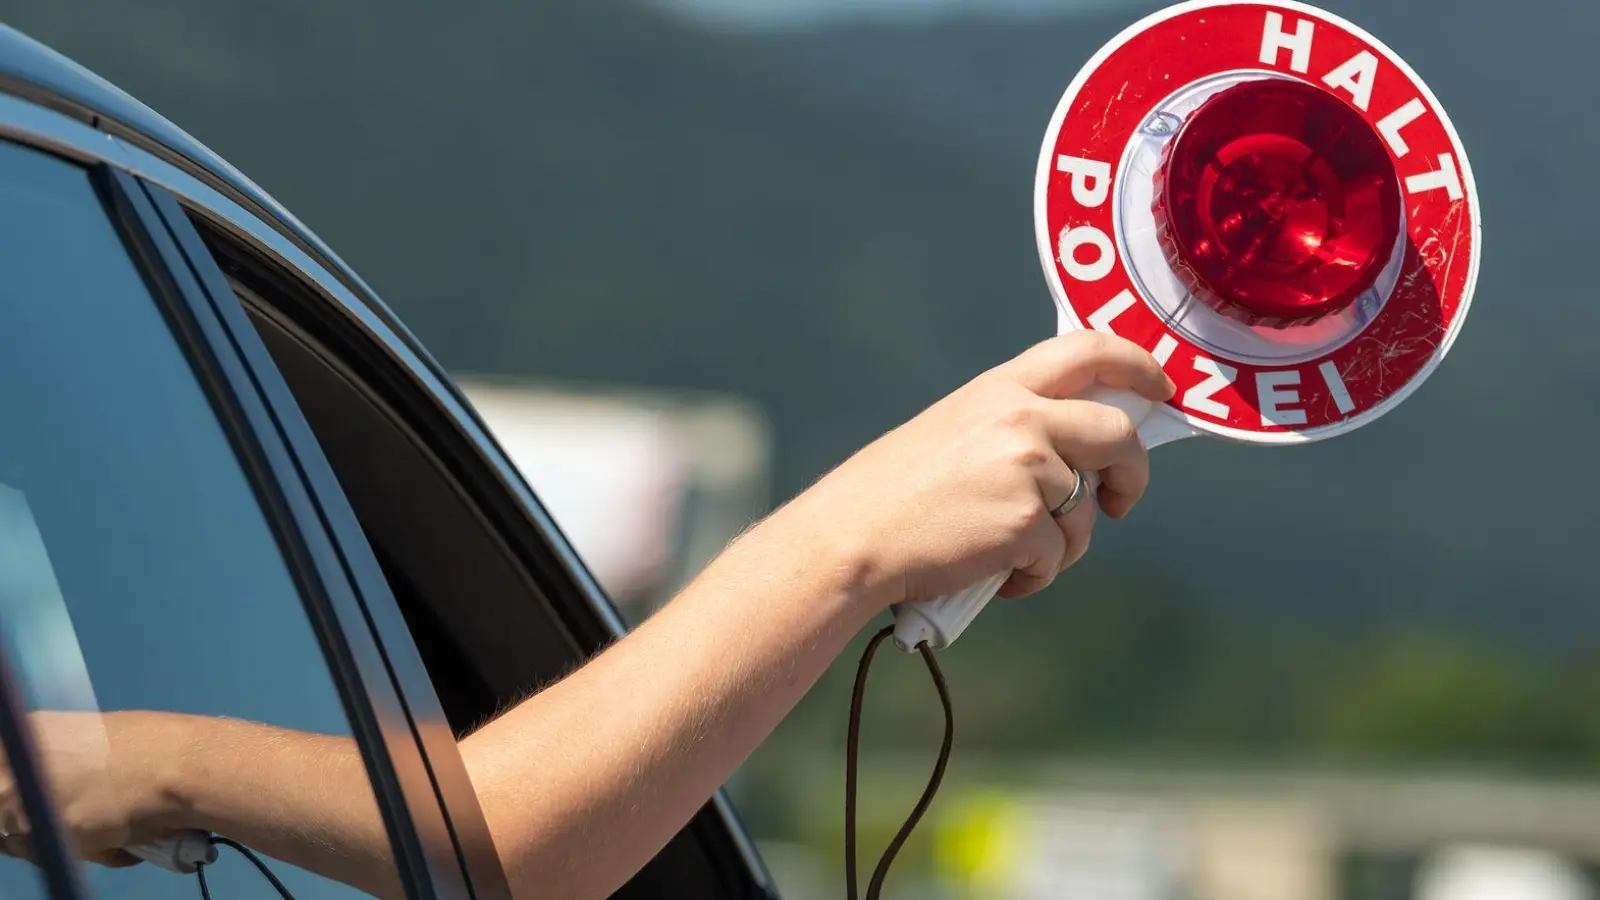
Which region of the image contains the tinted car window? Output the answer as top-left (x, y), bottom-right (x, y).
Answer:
top-left (0, 142), bottom-right (396, 897)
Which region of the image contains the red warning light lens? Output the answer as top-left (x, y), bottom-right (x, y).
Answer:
top-left (1153, 78), bottom-right (1402, 327)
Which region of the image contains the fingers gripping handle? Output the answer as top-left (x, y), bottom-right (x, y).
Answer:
top-left (128, 830), bottom-right (217, 874)
top-left (889, 385), bottom-right (1156, 651)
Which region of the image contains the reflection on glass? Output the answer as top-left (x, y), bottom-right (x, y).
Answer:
top-left (0, 142), bottom-right (391, 897)
top-left (0, 633), bottom-right (55, 899)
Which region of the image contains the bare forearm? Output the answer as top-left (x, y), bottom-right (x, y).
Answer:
top-left (461, 504), bottom-right (886, 899)
top-left (25, 334), bottom-right (1163, 899)
top-left (142, 505), bottom-right (882, 900)
top-left (161, 715), bottom-right (401, 898)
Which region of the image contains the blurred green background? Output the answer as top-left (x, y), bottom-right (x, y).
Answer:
top-left (6, 0), bottom-right (1596, 897)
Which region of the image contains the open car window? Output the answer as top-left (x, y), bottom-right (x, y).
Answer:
top-left (191, 221), bottom-right (774, 899)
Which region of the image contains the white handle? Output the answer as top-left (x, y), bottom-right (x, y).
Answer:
top-left (127, 829), bottom-right (217, 874)
top-left (890, 572), bottom-right (1009, 651)
top-left (889, 385), bottom-right (1157, 651)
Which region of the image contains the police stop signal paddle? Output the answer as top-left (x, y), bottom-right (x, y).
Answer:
top-left (892, 0), bottom-right (1480, 651)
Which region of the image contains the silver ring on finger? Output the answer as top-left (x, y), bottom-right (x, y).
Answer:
top-left (1050, 468), bottom-right (1087, 518)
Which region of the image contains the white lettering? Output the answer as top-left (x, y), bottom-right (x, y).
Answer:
top-left (1058, 225), bottom-right (1117, 282)
top-left (1260, 11), bottom-right (1313, 73)
top-left (1055, 155), bottom-right (1113, 209)
top-left (1152, 334), bottom-right (1179, 366)
top-left (1405, 153), bottom-right (1464, 201)
top-left (1256, 370), bottom-right (1307, 426)
top-left (1319, 361), bottom-right (1356, 414)
top-left (1183, 357), bottom-right (1237, 419)
top-left (1322, 51), bottom-right (1378, 111)
top-left (1086, 289), bottom-right (1137, 332)
top-left (1377, 97), bottom-right (1427, 158)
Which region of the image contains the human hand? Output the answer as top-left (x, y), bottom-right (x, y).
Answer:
top-left (0, 709), bottom-right (186, 868)
top-left (776, 331), bottom-right (1174, 608)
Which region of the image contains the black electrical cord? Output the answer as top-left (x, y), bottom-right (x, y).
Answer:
top-left (844, 625), bottom-right (954, 900)
top-left (194, 834), bottom-right (296, 900)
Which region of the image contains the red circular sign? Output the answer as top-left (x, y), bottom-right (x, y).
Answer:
top-left (1035, 0), bottom-right (1480, 442)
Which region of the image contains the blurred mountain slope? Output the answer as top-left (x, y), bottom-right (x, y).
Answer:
top-left (1, 0), bottom-right (1043, 497)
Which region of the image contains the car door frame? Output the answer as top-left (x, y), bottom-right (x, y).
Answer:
top-left (200, 219), bottom-right (778, 900)
top-left (0, 39), bottom-right (774, 899)
top-left (98, 165), bottom-right (494, 900)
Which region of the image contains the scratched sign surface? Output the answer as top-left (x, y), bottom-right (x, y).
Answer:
top-left (1035, 0), bottom-right (1480, 442)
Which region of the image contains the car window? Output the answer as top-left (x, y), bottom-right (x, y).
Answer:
top-left (207, 239), bottom-right (752, 899)
top-left (0, 142), bottom-right (398, 898)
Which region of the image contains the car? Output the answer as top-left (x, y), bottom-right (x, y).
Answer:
top-left (0, 23), bottom-right (776, 900)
